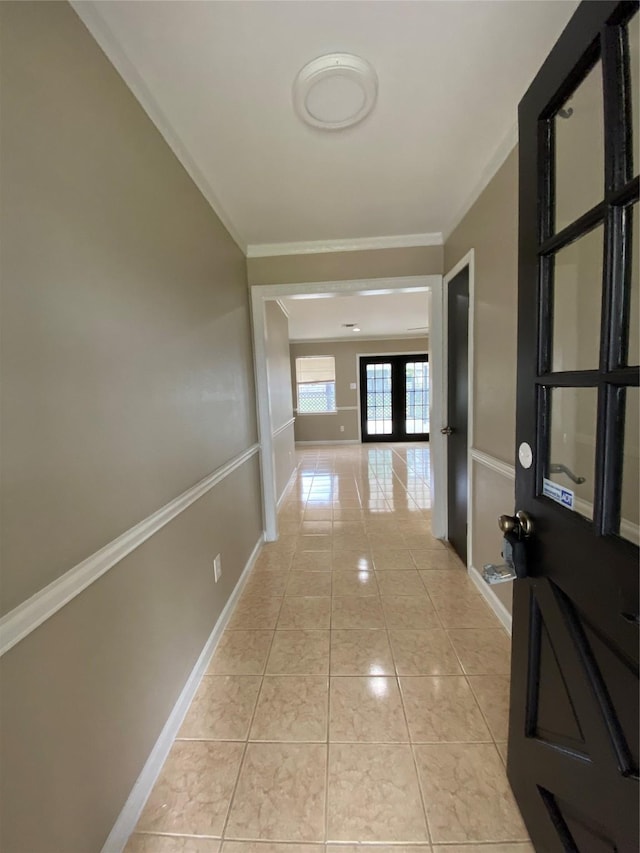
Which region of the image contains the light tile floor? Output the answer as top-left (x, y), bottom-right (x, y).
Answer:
top-left (125, 444), bottom-right (532, 852)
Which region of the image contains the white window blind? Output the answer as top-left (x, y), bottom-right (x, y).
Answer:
top-left (295, 356), bottom-right (335, 384)
top-left (296, 356), bottom-right (336, 413)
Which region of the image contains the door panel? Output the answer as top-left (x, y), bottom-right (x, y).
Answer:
top-left (447, 268), bottom-right (469, 565)
top-left (511, 2), bottom-right (639, 851)
top-left (359, 355), bottom-right (429, 443)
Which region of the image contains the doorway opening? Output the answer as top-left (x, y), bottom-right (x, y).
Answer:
top-left (250, 274), bottom-right (443, 540)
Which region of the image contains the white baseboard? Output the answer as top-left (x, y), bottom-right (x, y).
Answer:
top-left (468, 565), bottom-right (513, 635)
top-left (101, 534), bottom-right (264, 853)
top-left (277, 464), bottom-right (299, 509)
top-left (295, 439), bottom-right (360, 446)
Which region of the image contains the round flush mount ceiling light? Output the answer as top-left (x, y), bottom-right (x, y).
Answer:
top-left (293, 53), bottom-right (378, 130)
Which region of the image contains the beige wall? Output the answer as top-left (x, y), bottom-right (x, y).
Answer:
top-left (265, 301), bottom-right (296, 500)
top-left (290, 337), bottom-right (428, 443)
top-left (0, 3), bottom-right (261, 850)
top-left (247, 245), bottom-right (443, 285)
top-left (0, 458), bottom-right (263, 853)
top-left (445, 148), bottom-right (519, 463)
top-left (444, 148), bottom-right (519, 614)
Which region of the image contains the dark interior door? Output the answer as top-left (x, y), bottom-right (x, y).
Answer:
top-left (360, 355), bottom-right (429, 443)
top-left (510, 2), bottom-right (639, 850)
top-left (446, 268), bottom-right (469, 565)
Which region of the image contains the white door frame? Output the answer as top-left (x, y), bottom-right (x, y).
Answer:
top-left (440, 249), bottom-right (475, 564)
top-left (250, 275), bottom-right (442, 541)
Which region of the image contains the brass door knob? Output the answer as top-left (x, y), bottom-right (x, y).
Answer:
top-left (498, 511), bottom-right (534, 538)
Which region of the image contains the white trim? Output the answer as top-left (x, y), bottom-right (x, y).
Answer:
top-left (275, 298), bottom-right (290, 319)
top-left (250, 292), bottom-right (279, 542)
top-left (0, 444), bottom-right (260, 658)
top-left (101, 535), bottom-right (263, 853)
top-left (70, 2), bottom-right (246, 254)
top-left (293, 407), bottom-right (359, 416)
top-left (253, 276), bottom-right (440, 299)
top-left (251, 276), bottom-right (439, 541)
top-left (247, 233), bottom-right (443, 258)
top-left (290, 333), bottom-right (429, 344)
top-left (277, 465), bottom-right (299, 509)
top-left (272, 417), bottom-right (295, 438)
top-left (295, 439), bottom-right (360, 446)
top-left (443, 123), bottom-right (518, 241)
top-left (429, 279), bottom-right (446, 538)
top-left (470, 448), bottom-right (516, 481)
top-left (468, 565), bottom-right (513, 635)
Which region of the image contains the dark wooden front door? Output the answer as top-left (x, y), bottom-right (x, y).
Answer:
top-left (510, 2), bottom-right (639, 850)
top-left (359, 355), bottom-right (429, 443)
top-left (446, 267), bottom-right (469, 565)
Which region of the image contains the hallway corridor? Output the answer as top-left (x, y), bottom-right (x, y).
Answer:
top-left (125, 445), bottom-right (532, 850)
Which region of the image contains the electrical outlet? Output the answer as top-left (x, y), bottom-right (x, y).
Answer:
top-left (213, 554), bottom-right (222, 582)
top-left (340, 425), bottom-right (345, 432)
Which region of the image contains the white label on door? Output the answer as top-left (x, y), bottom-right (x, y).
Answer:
top-left (518, 442), bottom-right (533, 469)
top-left (543, 477), bottom-right (575, 510)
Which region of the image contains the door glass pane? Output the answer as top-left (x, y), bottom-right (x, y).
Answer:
top-left (405, 361), bottom-right (429, 434)
top-left (629, 13), bottom-right (639, 176)
top-left (620, 387), bottom-right (639, 544)
top-left (628, 204), bottom-right (639, 366)
top-left (552, 225), bottom-right (603, 372)
top-left (555, 62), bottom-right (604, 232)
top-left (545, 387), bottom-right (598, 520)
top-left (366, 363), bottom-right (392, 435)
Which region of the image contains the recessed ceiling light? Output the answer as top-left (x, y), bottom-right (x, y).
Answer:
top-left (343, 322), bottom-right (361, 332)
top-left (293, 53), bottom-right (378, 131)
top-left (352, 326), bottom-right (361, 332)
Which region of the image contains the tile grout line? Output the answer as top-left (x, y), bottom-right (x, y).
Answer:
top-left (218, 553), bottom-right (288, 842)
top-left (325, 488), bottom-right (333, 844)
top-left (381, 557), bottom-right (434, 847)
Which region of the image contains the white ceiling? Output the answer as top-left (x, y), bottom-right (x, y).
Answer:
top-left (78, 0), bottom-right (578, 251)
top-left (282, 290), bottom-right (429, 341)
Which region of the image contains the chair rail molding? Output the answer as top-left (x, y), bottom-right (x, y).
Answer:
top-left (0, 444), bottom-right (261, 657)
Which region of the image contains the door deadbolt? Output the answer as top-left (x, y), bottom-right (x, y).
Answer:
top-left (440, 426), bottom-right (455, 436)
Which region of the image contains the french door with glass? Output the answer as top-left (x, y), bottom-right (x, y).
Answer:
top-left (359, 355), bottom-right (429, 442)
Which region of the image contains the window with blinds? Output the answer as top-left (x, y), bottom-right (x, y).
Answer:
top-left (295, 356), bottom-right (336, 413)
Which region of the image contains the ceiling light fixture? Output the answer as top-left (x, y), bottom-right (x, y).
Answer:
top-left (293, 53), bottom-right (378, 130)
top-left (343, 323), bottom-right (361, 332)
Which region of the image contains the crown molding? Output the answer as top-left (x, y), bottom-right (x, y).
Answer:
top-left (247, 233), bottom-right (443, 259)
top-left (71, 1), bottom-right (247, 254)
top-left (289, 332), bottom-right (429, 345)
top-left (442, 122), bottom-right (518, 242)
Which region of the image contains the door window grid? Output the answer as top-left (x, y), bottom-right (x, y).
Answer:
top-left (405, 361), bottom-right (430, 434)
top-left (537, 9), bottom-right (640, 539)
top-left (365, 363), bottom-right (392, 435)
